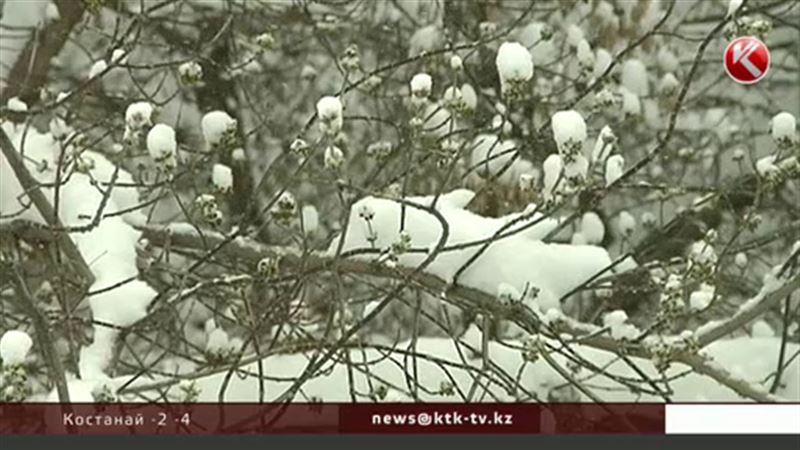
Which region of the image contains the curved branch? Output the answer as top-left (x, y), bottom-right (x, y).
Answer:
top-left (131, 223), bottom-right (797, 402)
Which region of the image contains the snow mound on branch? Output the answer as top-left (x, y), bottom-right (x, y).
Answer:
top-left (212, 163), bottom-right (233, 192)
top-left (580, 212), bottom-right (605, 244)
top-left (551, 110), bottom-right (587, 151)
top-left (410, 73), bottom-right (432, 97)
top-left (88, 60), bottom-right (107, 79)
top-left (301, 205), bottom-right (319, 233)
top-left (7, 97), bottom-right (28, 112)
top-left (577, 40), bottom-right (594, 67)
top-left (771, 112), bottom-right (797, 143)
top-left (201, 110), bottom-right (237, 146)
top-left (316, 96), bottom-right (343, 135)
top-left (605, 154), bottom-right (625, 186)
top-left (146, 123), bottom-right (177, 161)
top-left (0, 123), bottom-right (155, 380)
top-left (594, 48), bottom-right (613, 79)
top-left (0, 330), bottom-right (33, 366)
top-left (125, 102), bottom-right (154, 129)
top-left (495, 42), bottom-right (533, 94)
top-left (543, 153), bottom-right (564, 201)
top-left (329, 189), bottom-right (614, 313)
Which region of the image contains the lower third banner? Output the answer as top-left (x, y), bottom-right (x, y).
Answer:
top-left (0, 402), bottom-right (666, 434)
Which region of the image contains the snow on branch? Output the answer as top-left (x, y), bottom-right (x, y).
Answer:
top-left (129, 200), bottom-right (799, 402)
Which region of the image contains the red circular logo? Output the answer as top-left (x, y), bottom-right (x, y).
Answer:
top-left (724, 36), bottom-right (770, 84)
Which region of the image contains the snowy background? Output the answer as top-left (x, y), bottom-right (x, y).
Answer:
top-left (0, 0), bottom-right (798, 405)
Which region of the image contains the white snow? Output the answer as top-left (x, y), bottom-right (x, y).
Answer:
top-left (690, 240), bottom-right (717, 266)
top-left (442, 85), bottom-right (463, 106)
top-left (751, 320), bottom-right (774, 337)
top-left (450, 55), bottom-right (463, 71)
top-left (658, 72), bottom-right (679, 95)
top-left (125, 102), bottom-right (154, 129)
top-left (316, 96), bottom-right (344, 135)
top-left (165, 333), bottom-right (799, 402)
top-left (43, 2), bottom-right (60, 22)
top-left (330, 189), bottom-right (614, 314)
top-left (542, 153), bottom-right (564, 200)
top-left (146, 123), bottom-right (177, 163)
top-left (735, 252), bottom-right (748, 269)
top-left (580, 212), bottom-right (605, 244)
top-left (110, 49), bottom-right (126, 64)
top-left (225, 149), bottom-right (242, 164)
top-left (603, 310), bottom-right (628, 326)
top-left (571, 232), bottom-right (587, 245)
top-left (576, 39), bottom-right (594, 68)
top-left (0, 122), bottom-right (155, 382)
top-left (605, 154), bottom-right (625, 186)
top-left (7, 96), bottom-right (27, 112)
top-left (362, 301), bottom-right (381, 319)
top-left (201, 110), bottom-right (237, 147)
top-left (324, 145), bottom-right (345, 169)
top-left (593, 48), bottom-right (613, 78)
top-left (46, 378), bottom-right (96, 402)
top-left (302, 205), bottom-right (319, 233)
top-left (771, 112), bottom-right (797, 143)
top-left (495, 42), bottom-right (534, 93)
top-left (178, 61), bottom-right (203, 81)
top-left (603, 310), bottom-right (639, 340)
top-left (0, 330), bottom-right (33, 366)
top-left (727, 0), bottom-right (744, 17)
top-left (421, 101), bottom-right (454, 138)
top-left (206, 328), bottom-right (235, 355)
top-left (564, 154), bottom-right (589, 181)
top-left (88, 60), bottom-right (107, 79)
top-left (410, 73), bottom-right (432, 97)
top-left (565, 24), bottom-right (584, 48)
top-left (617, 211), bottom-right (636, 235)
top-left (49, 117), bottom-right (70, 139)
top-left (492, 113), bottom-right (512, 135)
top-left (621, 88), bottom-right (641, 116)
top-left (212, 163), bottom-right (233, 192)
top-left (756, 155), bottom-right (779, 177)
top-left (551, 110), bottom-right (587, 152)
top-left (204, 318), bottom-right (217, 335)
top-left (497, 282), bottom-right (522, 302)
top-left (621, 59), bottom-right (649, 96)
top-left (689, 283), bottom-right (715, 310)
top-left (595, 1), bottom-right (618, 26)
top-left (591, 125), bottom-right (616, 164)
top-left (460, 83), bottom-right (478, 110)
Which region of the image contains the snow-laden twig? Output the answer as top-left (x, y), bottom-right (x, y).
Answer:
top-left (130, 223), bottom-right (796, 402)
top-left (695, 272), bottom-right (800, 348)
